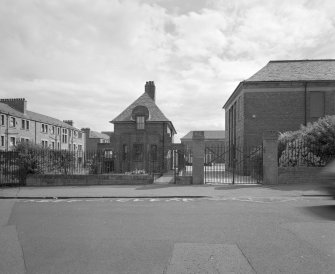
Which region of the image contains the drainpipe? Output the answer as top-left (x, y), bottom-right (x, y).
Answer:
top-left (162, 122), bottom-right (165, 173)
top-left (35, 121), bottom-right (37, 144)
top-left (304, 82), bottom-right (308, 126)
top-left (6, 114), bottom-right (9, 151)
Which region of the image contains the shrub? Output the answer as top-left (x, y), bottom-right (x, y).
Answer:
top-left (278, 115), bottom-right (335, 167)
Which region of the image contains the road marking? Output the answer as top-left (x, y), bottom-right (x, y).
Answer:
top-left (18, 196), bottom-right (315, 204)
top-left (165, 198), bottom-right (181, 202)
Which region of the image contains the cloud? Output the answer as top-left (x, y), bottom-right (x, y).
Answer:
top-left (0, 0), bottom-right (335, 142)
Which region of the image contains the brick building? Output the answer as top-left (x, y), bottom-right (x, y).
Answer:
top-left (81, 128), bottom-right (110, 151)
top-left (0, 98), bottom-right (85, 151)
top-left (224, 60), bottom-right (335, 153)
top-left (181, 130), bottom-right (225, 165)
top-left (181, 130), bottom-right (225, 149)
top-left (110, 81), bottom-right (176, 173)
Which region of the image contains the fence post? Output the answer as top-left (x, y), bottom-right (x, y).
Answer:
top-left (262, 131), bottom-right (279, 185)
top-left (192, 131), bottom-right (205, 184)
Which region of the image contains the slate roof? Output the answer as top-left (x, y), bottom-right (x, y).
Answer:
top-left (0, 102), bottom-right (80, 130)
top-left (181, 130), bottom-right (225, 141)
top-left (246, 59), bottom-right (335, 82)
top-left (223, 59), bottom-right (335, 109)
top-left (89, 131), bottom-right (110, 139)
top-left (111, 92), bottom-right (176, 133)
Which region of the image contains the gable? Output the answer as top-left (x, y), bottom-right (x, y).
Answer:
top-left (111, 92), bottom-right (172, 123)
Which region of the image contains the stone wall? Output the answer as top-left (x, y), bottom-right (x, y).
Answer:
top-left (27, 174), bottom-right (153, 186)
top-left (278, 167), bottom-right (323, 184)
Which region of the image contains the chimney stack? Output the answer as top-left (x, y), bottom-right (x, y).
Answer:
top-left (145, 81), bottom-right (155, 101)
top-left (63, 120), bottom-right (74, 126)
top-left (0, 98), bottom-right (27, 113)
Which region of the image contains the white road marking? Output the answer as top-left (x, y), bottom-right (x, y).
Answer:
top-left (19, 196), bottom-right (312, 204)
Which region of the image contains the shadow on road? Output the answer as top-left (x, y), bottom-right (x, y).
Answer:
top-left (135, 184), bottom-right (179, 190)
top-left (214, 185), bottom-right (260, 191)
top-left (262, 182), bottom-right (326, 192)
top-left (303, 205), bottom-right (335, 221)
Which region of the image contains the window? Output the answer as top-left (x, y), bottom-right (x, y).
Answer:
top-left (1, 115), bottom-right (5, 126)
top-left (10, 137), bottom-right (16, 147)
top-left (133, 144), bottom-right (143, 161)
top-left (62, 128), bottom-right (68, 143)
top-left (57, 142), bottom-right (60, 150)
top-left (51, 141), bottom-right (55, 149)
top-left (78, 132), bottom-right (82, 139)
top-left (73, 144), bottom-right (77, 151)
top-left (73, 131), bottom-right (78, 138)
top-left (136, 116), bottom-right (145, 130)
top-left (150, 144), bottom-right (157, 161)
top-left (41, 124), bottom-right (48, 133)
top-left (122, 144), bottom-right (128, 160)
top-left (310, 92), bottom-right (325, 118)
top-left (21, 119), bottom-right (30, 130)
top-left (20, 137), bottom-right (29, 143)
top-left (41, 140), bottom-right (48, 148)
top-left (167, 126), bottom-right (172, 137)
top-left (51, 126), bottom-right (55, 135)
top-left (0, 136), bottom-right (4, 147)
top-left (9, 117), bottom-right (16, 128)
top-left (57, 127), bottom-right (60, 135)
top-left (78, 145), bottom-right (82, 151)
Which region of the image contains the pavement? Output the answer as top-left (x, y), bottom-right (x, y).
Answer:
top-left (0, 182), bottom-right (331, 199)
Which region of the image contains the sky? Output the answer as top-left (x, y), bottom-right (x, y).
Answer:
top-left (1, 0), bottom-right (335, 141)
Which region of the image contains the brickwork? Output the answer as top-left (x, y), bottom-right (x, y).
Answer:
top-left (278, 167), bottom-right (323, 184)
top-left (111, 81), bottom-right (176, 174)
top-left (26, 174), bottom-right (153, 186)
top-left (244, 88), bottom-right (305, 147)
top-left (114, 122), bottom-right (173, 172)
top-left (225, 82), bottom-right (335, 149)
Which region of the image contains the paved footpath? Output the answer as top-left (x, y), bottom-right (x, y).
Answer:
top-left (0, 183), bottom-right (330, 199)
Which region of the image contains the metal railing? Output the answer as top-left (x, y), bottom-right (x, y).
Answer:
top-left (0, 148), bottom-right (162, 186)
top-left (278, 139), bottom-right (335, 167)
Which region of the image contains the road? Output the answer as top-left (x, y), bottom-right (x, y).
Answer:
top-left (2, 196), bottom-right (335, 273)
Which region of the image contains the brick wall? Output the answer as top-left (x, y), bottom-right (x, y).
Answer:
top-left (114, 122), bottom-right (173, 172)
top-left (225, 82), bottom-right (335, 151)
top-left (26, 174), bottom-right (153, 186)
top-left (244, 89), bottom-right (305, 147)
top-left (278, 167), bottom-right (323, 184)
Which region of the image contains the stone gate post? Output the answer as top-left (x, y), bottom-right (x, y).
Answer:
top-left (192, 131), bottom-right (205, 184)
top-left (262, 131), bottom-right (279, 185)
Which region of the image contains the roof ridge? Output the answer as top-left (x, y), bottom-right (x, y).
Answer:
top-left (269, 59), bottom-right (335, 63)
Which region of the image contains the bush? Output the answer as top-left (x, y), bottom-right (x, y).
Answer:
top-left (278, 115), bottom-right (335, 167)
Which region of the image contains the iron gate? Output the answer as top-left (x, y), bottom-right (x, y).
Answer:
top-left (204, 145), bottom-right (263, 184)
top-left (173, 148), bottom-right (192, 183)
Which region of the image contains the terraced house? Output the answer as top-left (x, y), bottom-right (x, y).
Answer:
top-left (0, 98), bottom-right (85, 151)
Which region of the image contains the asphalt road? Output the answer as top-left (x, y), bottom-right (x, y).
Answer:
top-left (4, 197), bottom-right (335, 274)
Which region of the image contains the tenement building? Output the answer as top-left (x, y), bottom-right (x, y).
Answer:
top-left (111, 81), bottom-right (176, 173)
top-left (0, 98), bottom-right (85, 151)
